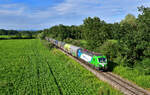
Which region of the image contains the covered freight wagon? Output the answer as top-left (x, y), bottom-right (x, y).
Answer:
top-left (64, 44), bottom-right (71, 52)
top-left (60, 42), bottom-right (66, 49)
top-left (58, 41), bottom-right (62, 47)
top-left (54, 40), bottom-right (58, 46)
top-left (51, 39), bottom-right (55, 44)
top-left (48, 38), bottom-right (52, 42)
top-left (70, 45), bottom-right (82, 57)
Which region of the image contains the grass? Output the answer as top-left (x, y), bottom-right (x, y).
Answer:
top-left (0, 39), bottom-right (122, 95)
top-left (79, 40), bottom-right (88, 45)
top-left (113, 66), bottom-right (150, 91)
top-left (107, 39), bottom-right (118, 43)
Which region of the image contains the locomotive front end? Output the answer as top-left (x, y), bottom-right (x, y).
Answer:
top-left (98, 56), bottom-right (108, 70)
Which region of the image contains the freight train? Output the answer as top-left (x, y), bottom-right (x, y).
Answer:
top-left (45, 37), bottom-right (108, 70)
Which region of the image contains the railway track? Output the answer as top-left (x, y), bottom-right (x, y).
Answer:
top-left (58, 48), bottom-right (150, 95)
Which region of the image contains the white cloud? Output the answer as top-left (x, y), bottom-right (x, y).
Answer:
top-left (0, 4), bottom-right (18, 8)
top-left (54, 3), bottom-right (74, 14)
top-left (0, 8), bottom-right (24, 15)
top-left (27, 9), bottom-right (53, 18)
top-left (0, 4), bottom-right (25, 16)
top-left (53, 0), bottom-right (101, 15)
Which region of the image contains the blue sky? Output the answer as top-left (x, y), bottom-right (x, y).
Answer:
top-left (0, 0), bottom-right (149, 30)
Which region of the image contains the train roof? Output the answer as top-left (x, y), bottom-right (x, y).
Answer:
top-left (46, 37), bottom-right (103, 56)
top-left (82, 49), bottom-right (102, 56)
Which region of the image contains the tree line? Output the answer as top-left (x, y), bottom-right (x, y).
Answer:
top-left (40, 6), bottom-right (150, 74)
top-left (0, 29), bottom-right (40, 39)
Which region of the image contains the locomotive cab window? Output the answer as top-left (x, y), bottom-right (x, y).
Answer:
top-left (98, 58), bottom-right (106, 63)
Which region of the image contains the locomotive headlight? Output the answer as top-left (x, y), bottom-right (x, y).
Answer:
top-left (101, 64), bottom-right (104, 67)
top-left (100, 63), bottom-right (106, 67)
top-left (100, 63), bottom-right (104, 67)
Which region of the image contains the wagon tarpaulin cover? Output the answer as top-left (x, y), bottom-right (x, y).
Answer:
top-left (70, 45), bottom-right (81, 57)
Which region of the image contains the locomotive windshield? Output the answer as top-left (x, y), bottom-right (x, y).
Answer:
top-left (98, 58), bottom-right (106, 63)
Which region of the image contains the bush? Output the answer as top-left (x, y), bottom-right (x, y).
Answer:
top-left (135, 58), bottom-right (150, 75)
top-left (63, 38), bottom-right (74, 43)
top-left (38, 32), bottom-right (46, 39)
top-left (95, 40), bottom-right (119, 61)
top-left (95, 40), bottom-right (129, 70)
top-left (15, 33), bottom-right (22, 39)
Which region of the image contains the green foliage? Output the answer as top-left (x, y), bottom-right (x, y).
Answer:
top-left (0, 29), bottom-right (38, 39)
top-left (143, 46), bottom-right (150, 57)
top-left (38, 32), bottom-right (46, 39)
top-left (0, 35), bottom-right (16, 39)
top-left (135, 58), bottom-right (150, 75)
top-left (15, 33), bottom-right (22, 38)
top-left (82, 17), bottom-right (104, 40)
top-left (82, 17), bottom-right (110, 49)
top-left (118, 6), bottom-right (150, 66)
top-left (63, 38), bottom-right (74, 43)
top-left (95, 40), bottom-right (127, 67)
top-left (141, 58), bottom-right (150, 75)
top-left (43, 24), bottom-right (82, 41)
top-left (120, 14), bottom-right (137, 26)
top-left (79, 40), bottom-right (88, 48)
top-left (63, 39), bottom-right (88, 49)
top-left (95, 40), bottom-right (118, 60)
top-left (63, 38), bottom-right (89, 49)
top-left (113, 66), bottom-right (150, 89)
top-left (0, 29), bottom-right (19, 35)
top-left (26, 32), bottom-right (32, 38)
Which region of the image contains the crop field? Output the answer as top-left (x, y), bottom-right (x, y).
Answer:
top-left (0, 35), bottom-right (36, 39)
top-left (0, 39), bottom-right (122, 95)
top-left (0, 35), bottom-right (16, 39)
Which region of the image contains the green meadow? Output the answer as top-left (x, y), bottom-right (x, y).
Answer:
top-left (0, 39), bottom-right (122, 95)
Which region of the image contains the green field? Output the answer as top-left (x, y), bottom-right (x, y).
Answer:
top-left (0, 39), bottom-right (122, 95)
top-left (0, 35), bottom-right (36, 39)
top-left (0, 35), bottom-right (16, 39)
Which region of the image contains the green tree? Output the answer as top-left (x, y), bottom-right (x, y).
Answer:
top-left (82, 17), bottom-right (107, 49)
top-left (120, 14), bottom-right (137, 26)
top-left (119, 6), bottom-right (150, 66)
top-left (16, 33), bottom-right (22, 38)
